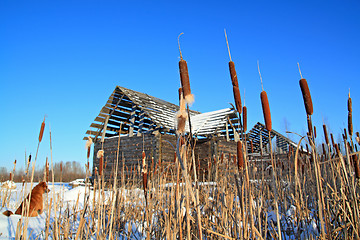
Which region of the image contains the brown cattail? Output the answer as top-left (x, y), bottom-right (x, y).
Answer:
top-left (229, 61), bottom-right (242, 113)
top-left (353, 154), bottom-right (360, 179)
top-left (179, 60), bottom-right (194, 104)
top-left (323, 125), bottom-right (329, 145)
top-left (99, 157), bottom-right (103, 176)
top-left (220, 152), bottom-right (224, 164)
top-left (9, 172), bottom-right (12, 181)
top-left (335, 144), bottom-right (340, 156)
top-left (237, 141), bottom-right (244, 170)
top-left (299, 78), bottom-right (313, 115)
top-left (344, 128), bottom-right (348, 140)
top-left (242, 106), bottom-right (247, 132)
top-left (313, 126), bottom-right (317, 139)
top-left (330, 133), bottom-right (335, 147)
top-left (178, 34), bottom-right (194, 104)
top-left (97, 150), bottom-right (104, 176)
top-left (39, 117), bottom-right (45, 142)
top-left (348, 91), bottom-right (353, 136)
top-left (356, 132), bottom-right (360, 145)
top-left (260, 91), bottom-right (272, 131)
top-left (250, 139), bottom-right (254, 153)
top-left (86, 136), bottom-right (93, 159)
top-left (322, 143), bottom-right (326, 156)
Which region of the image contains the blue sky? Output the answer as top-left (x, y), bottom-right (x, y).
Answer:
top-left (1, 0), bottom-right (359, 171)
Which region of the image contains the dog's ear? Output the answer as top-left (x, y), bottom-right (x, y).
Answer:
top-left (40, 182), bottom-right (50, 192)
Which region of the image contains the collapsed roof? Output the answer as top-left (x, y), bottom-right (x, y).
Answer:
top-left (84, 86), bottom-right (297, 153)
top-left (84, 86), bottom-right (240, 142)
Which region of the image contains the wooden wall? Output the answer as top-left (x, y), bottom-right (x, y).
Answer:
top-left (93, 134), bottom-right (241, 183)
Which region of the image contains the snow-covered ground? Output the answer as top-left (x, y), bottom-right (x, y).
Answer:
top-left (0, 182), bottom-right (91, 239)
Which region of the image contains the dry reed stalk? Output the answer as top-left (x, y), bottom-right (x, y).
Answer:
top-left (299, 78), bottom-right (313, 115)
top-left (177, 89), bottom-right (188, 135)
top-left (21, 116), bottom-right (47, 238)
top-left (178, 33), bottom-right (194, 104)
top-left (348, 90), bottom-right (353, 137)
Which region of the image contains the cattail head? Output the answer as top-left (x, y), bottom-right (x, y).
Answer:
top-left (353, 154), bottom-right (360, 179)
top-left (39, 117), bottom-right (46, 143)
top-left (9, 172), bottom-right (12, 181)
top-left (323, 125), bottom-right (329, 145)
top-left (348, 91), bottom-right (353, 136)
top-left (228, 61), bottom-right (242, 113)
top-left (86, 136), bottom-right (93, 159)
top-left (60, 162), bottom-right (62, 173)
top-left (322, 143), bottom-right (326, 156)
top-left (99, 158), bottom-right (103, 176)
top-left (242, 106), bottom-right (247, 132)
top-left (260, 91), bottom-right (272, 131)
top-left (299, 78), bottom-right (313, 115)
top-left (237, 141), bottom-right (244, 171)
top-left (250, 139), bottom-right (254, 153)
top-left (97, 150), bottom-right (104, 176)
top-left (177, 33), bottom-right (194, 105)
top-left (330, 133), bottom-right (335, 147)
top-left (356, 132), bottom-right (360, 145)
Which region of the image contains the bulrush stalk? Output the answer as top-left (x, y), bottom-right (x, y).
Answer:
top-left (178, 33), bottom-right (194, 104)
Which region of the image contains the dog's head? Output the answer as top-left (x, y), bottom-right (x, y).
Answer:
top-left (36, 181), bottom-right (50, 194)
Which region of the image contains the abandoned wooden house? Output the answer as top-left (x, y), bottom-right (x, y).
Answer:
top-left (84, 86), bottom-right (297, 182)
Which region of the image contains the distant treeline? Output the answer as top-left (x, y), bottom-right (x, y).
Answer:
top-left (0, 161), bottom-right (86, 183)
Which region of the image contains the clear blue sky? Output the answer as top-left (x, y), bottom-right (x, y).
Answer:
top-left (1, 0), bottom-right (359, 171)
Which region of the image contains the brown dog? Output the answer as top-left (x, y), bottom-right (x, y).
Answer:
top-left (3, 181), bottom-right (49, 217)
